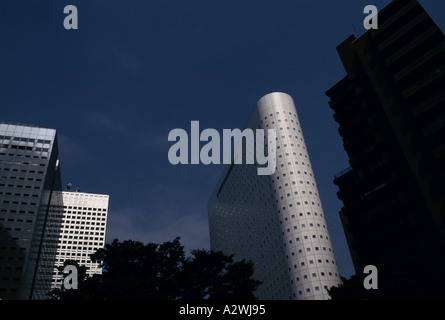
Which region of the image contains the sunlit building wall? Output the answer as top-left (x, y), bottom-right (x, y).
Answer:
top-left (208, 92), bottom-right (341, 300)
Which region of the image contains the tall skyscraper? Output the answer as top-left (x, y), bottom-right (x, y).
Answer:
top-left (51, 189), bottom-right (109, 289)
top-left (326, 0), bottom-right (445, 297)
top-left (208, 92), bottom-right (341, 300)
top-left (0, 123), bottom-right (63, 300)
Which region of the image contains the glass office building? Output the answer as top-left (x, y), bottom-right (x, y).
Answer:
top-left (208, 93), bottom-right (341, 300)
top-left (0, 123), bottom-right (63, 300)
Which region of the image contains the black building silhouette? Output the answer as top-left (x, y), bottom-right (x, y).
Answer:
top-left (326, 0), bottom-right (445, 298)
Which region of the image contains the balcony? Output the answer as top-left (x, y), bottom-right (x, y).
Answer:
top-left (411, 90), bottom-right (445, 117)
top-left (385, 26), bottom-right (437, 66)
top-left (378, 12), bottom-right (428, 51)
top-left (373, 0), bottom-right (418, 38)
top-left (334, 166), bottom-right (353, 180)
top-left (394, 42), bottom-right (445, 82)
top-left (422, 116), bottom-right (445, 137)
top-left (402, 64), bottom-right (445, 98)
top-left (363, 182), bottom-right (388, 197)
top-left (433, 143), bottom-right (445, 159)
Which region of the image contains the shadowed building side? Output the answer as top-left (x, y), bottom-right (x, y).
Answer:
top-left (326, 0), bottom-right (445, 297)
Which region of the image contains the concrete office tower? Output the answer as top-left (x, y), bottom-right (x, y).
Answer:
top-left (0, 123), bottom-right (63, 300)
top-left (51, 190), bottom-right (109, 289)
top-left (208, 92), bottom-right (341, 300)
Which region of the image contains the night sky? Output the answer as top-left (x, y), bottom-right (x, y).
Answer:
top-left (2, 0), bottom-right (445, 279)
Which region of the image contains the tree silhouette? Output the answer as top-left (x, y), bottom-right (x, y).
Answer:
top-left (329, 260), bottom-right (445, 300)
top-left (47, 260), bottom-right (89, 300)
top-left (49, 237), bottom-right (261, 300)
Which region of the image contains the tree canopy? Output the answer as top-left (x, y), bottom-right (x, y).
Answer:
top-left (48, 237), bottom-right (261, 300)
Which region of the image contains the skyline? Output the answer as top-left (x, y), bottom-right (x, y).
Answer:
top-left (2, 0), bottom-right (445, 280)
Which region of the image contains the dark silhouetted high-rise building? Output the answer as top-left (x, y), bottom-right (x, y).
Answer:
top-left (326, 0), bottom-right (445, 298)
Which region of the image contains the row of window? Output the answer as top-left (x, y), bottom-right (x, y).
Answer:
top-left (277, 144), bottom-right (306, 152)
top-left (276, 170), bottom-right (313, 181)
top-left (0, 265), bottom-right (23, 271)
top-left (54, 259), bottom-right (101, 266)
top-left (277, 149), bottom-right (309, 160)
top-left (0, 175), bottom-right (43, 182)
top-left (0, 247), bottom-right (27, 252)
top-left (0, 158), bottom-right (47, 167)
top-left (275, 178), bottom-right (316, 191)
top-left (1, 195), bottom-right (39, 203)
top-left (278, 199), bottom-right (320, 210)
top-left (294, 271), bottom-right (338, 281)
top-left (247, 135), bottom-right (305, 155)
top-left (1, 185), bottom-right (41, 195)
top-left (219, 180), bottom-right (319, 206)
top-left (284, 221), bottom-right (326, 232)
top-left (263, 122), bottom-right (303, 135)
top-left (260, 117), bottom-right (301, 134)
top-left (65, 212), bottom-right (106, 218)
top-left (63, 218), bottom-right (106, 224)
top-left (286, 233), bottom-right (330, 244)
top-left (0, 217), bottom-right (33, 223)
top-left (60, 220), bottom-right (106, 226)
top-left (296, 285), bottom-right (329, 297)
top-left (217, 157), bottom-right (314, 201)
top-left (1, 185), bottom-right (41, 192)
top-left (60, 234), bottom-right (104, 240)
top-left (1, 209), bottom-right (37, 215)
top-left (63, 225), bottom-right (106, 231)
top-left (1, 226), bottom-right (32, 232)
top-left (0, 192), bottom-right (40, 201)
top-left (280, 189), bottom-right (317, 197)
top-left (0, 167), bottom-right (45, 174)
top-left (64, 193), bottom-right (108, 198)
top-left (58, 243), bottom-right (103, 249)
top-left (0, 136), bottom-right (51, 144)
top-left (53, 260), bottom-right (101, 269)
top-left (275, 171), bottom-right (314, 183)
top-left (0, 151), bottom-right (49, 160)
top-left (65, 206), bottom-right (106, 211)
top-left (290, 249), bottom-right (334, 260)
top-left (278, 161), bottom-right (311, 172)
top-left (60, 230), bottom-right (105, 236)
top-left (1, 144), bottom-right (50, 152)
top-left (261, 111), bottom-right (299, 121)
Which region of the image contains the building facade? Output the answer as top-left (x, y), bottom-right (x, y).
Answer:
top-left (51, 190), bottom-right (109, 289)
top-left (0, 123), bottom-right (64, 300)
top-left (208, 92), bottom-right (341, 300)
top-left (326, 0), bottom-right (445, 297)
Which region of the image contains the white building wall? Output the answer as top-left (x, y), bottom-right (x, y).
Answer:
top-left (208, 92), bottom-right (341, 299)
top-left (51, 191), bottom-right (109, 289)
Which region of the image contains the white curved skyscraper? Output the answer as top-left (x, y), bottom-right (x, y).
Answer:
top-left (208, 92), bottom-right (341, 299)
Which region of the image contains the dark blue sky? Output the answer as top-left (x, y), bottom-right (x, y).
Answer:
top-left (1, 0), bottom-right (445, 279)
